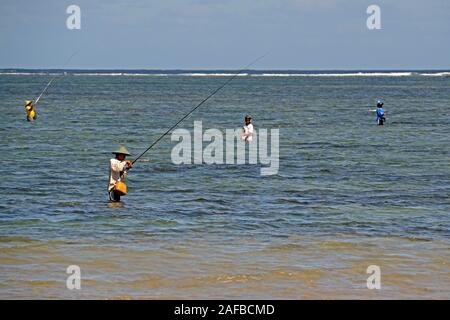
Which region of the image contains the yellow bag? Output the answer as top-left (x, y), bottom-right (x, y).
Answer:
top-left (114, 181), bottom-right (127, 195)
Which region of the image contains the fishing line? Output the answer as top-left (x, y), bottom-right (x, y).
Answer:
top-left (34, 50), bottom-right (79, 105)
top-left (132, 53), bottom-right (268, 165)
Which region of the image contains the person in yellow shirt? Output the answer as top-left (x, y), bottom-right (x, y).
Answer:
top-left (25, 100), bottom-right (36, 122)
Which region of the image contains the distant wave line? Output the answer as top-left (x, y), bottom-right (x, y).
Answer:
top-left (1, 71), bottom-right (449, 77)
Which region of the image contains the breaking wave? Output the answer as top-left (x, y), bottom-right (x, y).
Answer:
top-left (1, 71), bottom-right (449, 77)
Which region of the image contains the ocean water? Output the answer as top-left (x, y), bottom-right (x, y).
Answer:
top-left (0, 71), bottom-right (449, 299)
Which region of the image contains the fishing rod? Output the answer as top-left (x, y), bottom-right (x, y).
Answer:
top-left (33, 51), bottom-right (79, 106)
top-left (132, 53), bottom-right (268, 165)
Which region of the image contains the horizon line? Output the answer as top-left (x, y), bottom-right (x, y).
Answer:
top-left (1, 67), bottom-right (450, 72)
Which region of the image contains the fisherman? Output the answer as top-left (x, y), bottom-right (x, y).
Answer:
top-left (108, 145), bottom-right (133, 202)
top-left (241, 114), bottom-right (254, 142)
top-left (25, 100), bottom-right (36, 122)
top-left (375, 100), bottom-right (386, 125)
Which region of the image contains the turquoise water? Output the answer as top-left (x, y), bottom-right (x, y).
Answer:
top-left (0, 72), bottom-right (449, 299)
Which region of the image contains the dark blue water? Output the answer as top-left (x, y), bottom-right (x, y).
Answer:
top-left (0, 72), bottom-right (449, 298)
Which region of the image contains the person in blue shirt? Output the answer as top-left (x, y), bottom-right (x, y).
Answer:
top-left (375, 100), bottom-right (386, 125)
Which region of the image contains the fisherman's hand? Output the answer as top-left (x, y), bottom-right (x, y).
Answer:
top-left (125, 160), bottom-right (133, 168)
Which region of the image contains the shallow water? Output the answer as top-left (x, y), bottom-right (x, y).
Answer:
top-left (0, 72), bottom-right (449, 299)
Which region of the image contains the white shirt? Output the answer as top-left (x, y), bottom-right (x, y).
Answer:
top-left (108, 158), bottom-right (127, 191)
top-left (241, 123), bottom-right (254, 142)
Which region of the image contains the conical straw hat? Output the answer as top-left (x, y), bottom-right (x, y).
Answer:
top-left (112, 145), bottom-right (131, 156)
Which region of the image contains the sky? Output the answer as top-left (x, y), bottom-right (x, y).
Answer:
top-left (0, 0), bottom-right (449, 70)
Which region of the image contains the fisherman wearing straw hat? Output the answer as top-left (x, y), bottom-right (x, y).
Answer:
top-left (108, 145), bottom-right (133, 202)
top-left (241, 114), bottom-right (254, 142)
top-left (25, 100), bottom-right (36, 122)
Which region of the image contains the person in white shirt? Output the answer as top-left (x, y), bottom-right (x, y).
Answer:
top-left (108, 145), bottom-right (133, 202)
top-left (241, 114), bottom-right (254, 142)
